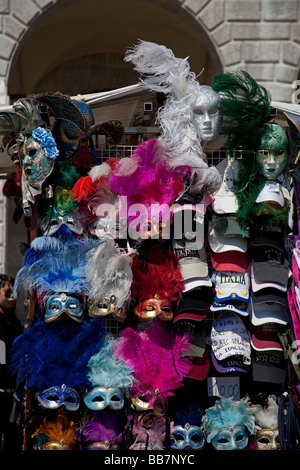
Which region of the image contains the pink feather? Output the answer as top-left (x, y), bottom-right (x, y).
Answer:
top-left (113, 320), bottom-right (192, 397)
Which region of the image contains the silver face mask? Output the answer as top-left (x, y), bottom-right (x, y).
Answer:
top-left (192, 85), bottom-right (222, 142)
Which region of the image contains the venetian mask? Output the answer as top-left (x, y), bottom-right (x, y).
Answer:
top-left (256, 428), bottom-right (280, 450)
top-left (192, 85), bottom-right (222, 142)
top-left (83, 387), bottom-right (125, 411)
top-left (256, 123), bottom-right (289, 180)
top-left (44, 293), bottom-right (85, 323)
top-left (130, 386), bottom-right (168, 417)
top-left (36, 384), bottom-right (80, 412)
top-left (88, 295), bottom-right (127, 321)
top-left (134, 294), bottom-right (173, 322)
top-left (210, 425), bottom-right (249, 451)
top-left (171, 424), bottom-right (204, 450)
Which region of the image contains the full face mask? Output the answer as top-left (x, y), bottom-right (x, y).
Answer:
top-left (256, 123), bottom-right (289, 180)
top-left (171, 424), bottom-right (204, 450)
top-left (83, 387), bottom-right (124, 411)
top-left (192, 85), bottom-right (222, 142)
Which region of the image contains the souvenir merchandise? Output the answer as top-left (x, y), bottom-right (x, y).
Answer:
top-left (6, 40), bottom-right (300, 452)
top-left (113, 320), bottom-right (193, 417)
top-left (202, 397), bottom-right (258, 450)
top-left (129, 412), bottom-right (167, 450)
top-left (76, 410), bottom-right (124, 450)
top-left (253, 395), bottom-right (280, 450)
top-left (32, 412), bottom-right (78, 450)
top-left (124, 40), bottom-right (222, 194)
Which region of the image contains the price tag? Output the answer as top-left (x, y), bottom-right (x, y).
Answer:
top-left (207, 376), bottom-right (240, 400)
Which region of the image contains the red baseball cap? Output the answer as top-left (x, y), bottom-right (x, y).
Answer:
top-left (210, 249), bottom-right (249, 273)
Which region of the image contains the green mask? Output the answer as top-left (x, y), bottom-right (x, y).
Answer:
top-left (256, 123), bottom-right (288, 180)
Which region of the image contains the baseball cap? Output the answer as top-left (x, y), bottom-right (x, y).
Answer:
top-left (255, 180), bottom-right (285, 207)
top-left (209, 311), bottom-right (251, 363)
top-left (173, 318), bottom-right (206, 357)
top-left (208, 225), bottom-right (248, 253)
top-left (250, 262), bottom-right (288, 292)
top-left (210, 299), bottom-right (250, 316)
top-left (250, 299), bottom-right (289, 326)
top-left (250, 323), bottom-right (283, 351)
top-left (252, 287), bottom-right (288, 307)
top-left (187, 345), bottom-right (210, 381)
top-left (175, 286), bottom-right (213, 320)
top-left (183, 277), bottom-right (212, 292)
top-left (212, 157), bottom-right (239, 214)
top-left (212, 270), bottom-right (251, 303)
top-left (172, 190), bottom-right (214, 216)
top-left (209, 213), bottom-right (250, 238)
top-left (211, 351), bottom-right (251, 374)
top-left (250, 231), bottom-right (287, 251)
top-left (252, 349), bottom-right (287, 385)
top-left (172, 239), bottom-right (208, 281)
top-left (210, 249), bottom-right (249, 273)
top-left (251, 238), bottom-right (289, 286)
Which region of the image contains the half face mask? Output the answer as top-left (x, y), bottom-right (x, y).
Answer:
top-left (83, 387), bottom-right (124, 411)
top-left (88, 295), bottom-right (127, 321)
top-left (211, 425), bottom-right (249, 451)
top-left (256, 123), bottom-right (289, 180)
top-left (40, 208), bottom-right (83, 236)
top-left (130, 386), bottom-right (168, 417)
top-left (36, 384), bottom-right (80, 412)
top-left (134, 294), bottom-right (173, 322)
top-left (256, 428), bottom-right (280, 450)
top-left (171, 424), bottom-right (204, 450)
top-left (44, 293), bottom-right (85, 323)
top-left (192, 85), bottom-right (222, 142)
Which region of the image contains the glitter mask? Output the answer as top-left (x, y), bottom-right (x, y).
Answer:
top-left (44, 293), bottom-right (84, 323)
top-left (130, 386), bottom-right (168, 417)
top-left (256, 428), bottom-right (280, 450)
top-left (171, 424), bottom-right (204, 450)
top-left (134, 295), bottom-right (173, 322)
top-left (192, 85), bottom-right (222, 142)
top-left (211, 426), bottom-right (249, 451)
top-left (40, 211), bottom-right (83, 236)
top-left (256, 123), bottom-right (288, 180)
top-left (36, 384), bottom-right (80, 411)
top-left (22, 139), bottom-right (55, 184)
top-left (83, 387), bottom-right (124, 411)
top-left (88, 295), bottom-right (127, 321)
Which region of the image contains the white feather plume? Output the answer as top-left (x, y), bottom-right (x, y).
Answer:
top-left (254, 395), bottom-right (279, 430)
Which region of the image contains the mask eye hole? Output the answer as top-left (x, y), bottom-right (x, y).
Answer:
top-left (111, 394), bottom-right (121, 402)
top-left (258, 149), bottom-right (269, 158)
top-left (190, 433), bottom-right (202, 443)
top-left (173, 433), bottom-right (184, 442)
top-left (208, 106), bottom-right (219, 114)
top-left (235, 433), bottom-right (245, 442)
top-left (193, 108), bottom-right (204, 115)
top-left (49, 220), bottom-right (59, 227)
top-left (143, 305), bottom-right (155, 311)
top-left (258, 437), bottom-right (271, 444)
top-left (28, 148), bottom-right (38, 158)
top-left (161, 305), bottom-right (170, 312)
top-left (47, 394), bottom-right (59, 402)
top-left (65, 396), bottom-right (77, 404)
top-left (275, 149), bottom-right (285, 157)
top-left (91, 395), bottom-right (104, 403)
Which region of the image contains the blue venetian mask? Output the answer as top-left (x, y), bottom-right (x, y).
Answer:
top-left (44, 293), bottom-right (84, 322)
top-left (36, 384), bottom-right (80, 411)
top-left (211, 426), bottom-right (248, 451)
top-left (83, 387), bottom-right (124, 411)
top-left (171, 423), bottom-right (204, 450)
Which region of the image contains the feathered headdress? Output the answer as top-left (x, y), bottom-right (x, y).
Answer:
top-left (109, 138), bottom-right (185, 235)
top-left (129, 413), bottom-right (166, 450)
top-left (32, 413), bottom-right (78, 450)
top-left (9, 318), bottom-right (107, 392)
top-left (86, 334), bottom-right (138, 391)
top-left (71, 158), bottom-right (120, 236)
top-left (13, 235), bottom-right (99, 307)
top-left (131, 243), bottom-right (184, 304)
top-left (124, 40), bottom-right (222, 194)
top-left (202, 396), bottom-right (259, 444)
top-left (77, 410), bottom-right (123, 449)
top-left (113, 320), bottom-right (192, 416)
top-left (85, 236), bottom-right (134, 320)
